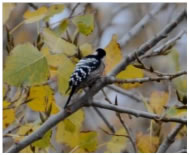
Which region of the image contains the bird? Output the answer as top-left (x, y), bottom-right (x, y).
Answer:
top-left (64, 48), bottom-right (106, 109)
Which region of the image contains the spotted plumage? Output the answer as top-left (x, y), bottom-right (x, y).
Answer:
top-left (64, 48), bottom-right (106, 109)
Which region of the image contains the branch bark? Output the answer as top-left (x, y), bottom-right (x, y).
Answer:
top-left (157, 123), bottom-right (185, 153)
top-left (119, 3), bottom-right (167, 47)
top-left (90, 102), bottom-right (186, 124)
top-left (93, 107), bottom-right (115, 133)
top-left (105, 70), bottom-right (186, 85)
top-left (116, 113), bottom-right (137, 152)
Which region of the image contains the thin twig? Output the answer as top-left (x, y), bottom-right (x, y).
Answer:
top-left (119, 4), bottom-right (167, 48)
top-left (93, 107), bottom-right (115, 133)
top-left (27, 3), bottom-right (38, 10)
top-left (142, 30), bottom-right (186, 59)
top-left (116, 113), bottom-right (137, 152)
top-left (101, 89), bottom-right (113, 104)
top-left (106, 70), bottom-right (186, 85)
top-left (100, 127), bottom-right (128, 138)
top-left (157, 124), bottom-right (185, 153)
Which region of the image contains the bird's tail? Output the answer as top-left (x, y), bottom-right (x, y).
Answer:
top-left (64, 87), bottom-right (75, 109)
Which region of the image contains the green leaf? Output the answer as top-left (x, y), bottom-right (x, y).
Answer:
top-left (72, 14), bottom-right (94, 35)
top-left (168, 48), bottom-right (180, 72)
top-left (42, 28), bottom-right (77, 55)
top-left (4, 43), bottom-right (49, 86)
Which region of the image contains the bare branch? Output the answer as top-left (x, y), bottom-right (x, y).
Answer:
top-left (119, 3), bottom-right (167, 47)
top-left (109, 10), bottom-right (186, 76)
top-left (105, 70), bottom-right (186, 85)
top-left (69, 3), bottom-right (80, 18)
top-left (116, 113), bottom-right (137, 152)
top-left (157, 124), bottom-right (185, 153)
top-left (90, 101), bottom-right (186, 124)
top-left (93, 107), bottom-right (115, 133)
top-left (100, 127), bottom-right (129, 138)
top-left (142, 30), bottom-right (186, 59)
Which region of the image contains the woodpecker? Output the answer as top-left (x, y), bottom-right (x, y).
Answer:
top-left (64, 48), bottom-right (106, 109)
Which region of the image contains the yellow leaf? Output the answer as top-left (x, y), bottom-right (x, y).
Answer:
top-left (136, 132), bottom-right (159, 153)
top-left (27, 85), bottom-right (59, 114)
top-left (42, 28), bottom-right (77, 55)
top-left (105, 128), bottom-right (127, 153)
top-left (56, 109), bottom-right (84, 147)
top-left (57, 56), bottom-right (75, 96)
top-left (32, 130), bottom-right (52, 149)
top-left (14, 123), bottom-right (52, 152)
top-left (78, 131), bottom-right (97, 152)
top-left (3, 100), bottom-right (11, 108)
top-left (24, 6), bottom-right (48, 24)
top-left (3, 3), bottom-right (15, 24)
top-left (54, 19), bottom-right (69, 36)
top-left (44, 4), bottom-right (64, 21)
top-left (116, 65), bottom-right (144, 89)
top-left (104, 34), bottom-right (122, 74)
top-left (41, 46), bottom-right (66, 68)
top-left (72, 14), bottom-right (94, 35)
top-left (3, 108), bottom-right (15, 128)
top-left (104, 34), bottom-right (144, 89)
top-left (79, 43), bottom-right (93, 57)
top-left (14, 123), bottom-right (38, 142)
top-left (149, 91), bottom-right (168, 114)
top-left (20, 146), bottom-right (34, 153)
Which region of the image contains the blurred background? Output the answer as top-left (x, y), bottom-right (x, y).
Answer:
top-left (3, 3), bottom-right (187, 153)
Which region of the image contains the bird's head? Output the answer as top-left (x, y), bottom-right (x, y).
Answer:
top-left (95, 48), bottom-right (106, 59)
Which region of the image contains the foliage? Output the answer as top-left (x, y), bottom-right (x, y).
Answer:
top-left (3, 3), bottom-right (186, 153)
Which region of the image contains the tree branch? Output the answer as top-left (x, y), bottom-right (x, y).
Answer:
top-left (119, 3), bottom-right (167, 47)
top-left (157, 123), bottom-right (185, 153)
top-left (116, 113), bottom-right (137, 152)
top-left (109, 10), bottom-right (186, 76)
top-left (90, 101), bottom-right (186, 124)
top-left (93, 107), bottom-right (115, 133)
top-left (142, 29), bottom-right (186, 59)
top-left (105, 70), bottom-right (186, 85)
